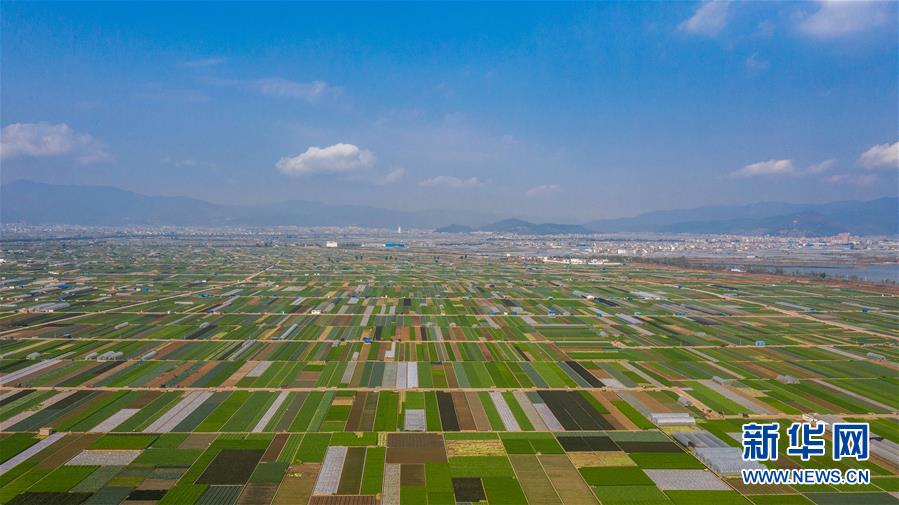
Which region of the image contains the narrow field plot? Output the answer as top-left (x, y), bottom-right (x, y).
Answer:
top-left (402, 409), bottom-right (425, 432)
top-left (568, 451), bottom-right (636, 467)
top-left (537, 454), bottom-right (601, 505)
top-left (272, 463), bottom-right (319, 505)
top-left (446, 439), bottom-right (506, 457)
top-left (452, 477), bottom-right (486, 503)
top-left (196, 448), bottom-right (264, 485)
top-left (645, 469), bottom-right (731, 491)
top-left (312, 446), bottom-right (348, 495)
top-left (509, 454), bottom-right (562, 505)
top-left (66, 449), bottom-right (141, 466)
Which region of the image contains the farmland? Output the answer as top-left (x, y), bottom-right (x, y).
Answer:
top-left (0, 238), bottom-right (897, 505)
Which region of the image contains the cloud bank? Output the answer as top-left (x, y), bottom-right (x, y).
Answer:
top-left (732, 158), bottom-right (839, 179)
top-left (797, 1), bottom-right (892, 39)
top-left (525, 184), bottom-right (561, 197)
top-left (0, 122), bottom-right (111, 164)
top-left (732, 159), bottom-right (796, 178)
top-left (858, 141), bottom-right (898, 170)
top-left (679, 1), bottom-right (730, 36)
top-left (276, 143), bottom-right (375, 176)
top-left (418, 175), bottom-right (483, 189)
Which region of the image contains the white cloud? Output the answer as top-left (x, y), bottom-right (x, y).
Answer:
top-left (732, 159), bottom-right (796, 178)
top-left (826, 173), bottom-right (878, 186)
top-left (0, 122), bottom-right (111, 164)
top-left (252, 78), bottom-right (330, 102)
top-left (418, 175), bottom-right (483, 189)
top-left (732, 158), bottom-right (841, 178)
top-left (745, 52), bottom-right (770, 73)
top-left (382, 167), bottom-right (406, 184)
top-left (797, 1), bottom-right (891, 39)
top-left (525, 184), bottom-right (562, 197)
top-left (180, 57), bottom-right (226, 68)
top-left (805, 159), bottom-right (837, 174)
top-left (276, 143), bottom-right (375, 176)
top-left (858, 141), bottom-right (898, 170)
top-left (679, 1), bottom-right (730, 36)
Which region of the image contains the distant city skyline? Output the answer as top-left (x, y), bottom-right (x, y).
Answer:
top-left (1, 1), bottom-right (897, 221)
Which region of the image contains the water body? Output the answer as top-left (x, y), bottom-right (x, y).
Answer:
top-left (749, 263), bottom-right (898, 283)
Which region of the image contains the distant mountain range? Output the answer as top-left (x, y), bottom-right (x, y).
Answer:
top-left (0, 180), bottom-right (494, 229)
top-left (2, 180), bottom-right (897, 236)
top-left (582, 198), bottom-right (898, 236)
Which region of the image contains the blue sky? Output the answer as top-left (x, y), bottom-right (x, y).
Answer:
top-left (2, 1), bottom-right (896, 220)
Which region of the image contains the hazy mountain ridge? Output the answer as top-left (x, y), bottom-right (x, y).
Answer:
top-left (3, 180), bottom-right (896, 236)
top-left (585, 197), bottom-right (898, 236)
top-left (1, 180), bottom-right (496, 229)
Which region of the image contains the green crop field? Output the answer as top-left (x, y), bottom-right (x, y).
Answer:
top-left (0, 240), bottom-right (896, 505)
